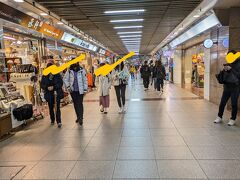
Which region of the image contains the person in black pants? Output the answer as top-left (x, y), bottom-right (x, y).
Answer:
top-left (113, 62), bottom-right (129, 113)
top-left (154, 60), bottom-right (166, 93)
top-left (140, 61), bottom-right (151, 90)
top-left (41, 62), bottom-right (64, 128)
top-left (215, 50), bottom-right (240, 126)
top-left (63, 62), bottom-right (88, 126)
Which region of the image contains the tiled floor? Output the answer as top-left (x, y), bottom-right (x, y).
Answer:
top-left (1, 80), bottom-right (240, 179)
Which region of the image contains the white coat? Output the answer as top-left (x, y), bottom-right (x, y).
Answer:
top-left (97, 75), bottom-right (112, 96)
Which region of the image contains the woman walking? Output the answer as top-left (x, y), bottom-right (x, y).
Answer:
top-left (112, 62), bottom-right (129, 113)
top-left (63, 62), bottom-right (88, 126)
top-left (97, 63), bottom-right (112, 114)
top-left (41, 62), bottom-right (64, 128)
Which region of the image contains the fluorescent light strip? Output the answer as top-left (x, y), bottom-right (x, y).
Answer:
top-left (117, 31), bottom-right (142, 35)
top-left (169, 14), bottom-right (220, 48)
top-left (122, 38), bottom-right (141, 40)
top-left (104, 9), bottom-right (145, 14)
top-left (114, 26), bottom-right (143, 29)
top-left (4, 36), bottom-right (16, 40)
top-left (110, 19), bottom-right (144, 23)
top-left (120, 35), bottom-right (142, 38)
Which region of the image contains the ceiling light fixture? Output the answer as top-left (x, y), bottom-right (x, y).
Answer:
top-left (117, 31), bottom-right (142, 35)
top-left (40, 12), bottom-right (48, 16)
top-left (3, 36), bottom-right (16, 40)
top-left (110, 19), bottom-right (144, 23)
top-left (57, 22), bottom-right (64, 25)
top-left (114, 25), bottom-right (143, 29)
top-left (193, 14), bottom-right (200, 18)
top-left (104, 9), bottom-right (145, 14)
top-left (120, 35), bottom-right (142, 38)
top-left (14, 0), bottom-right (24, 2)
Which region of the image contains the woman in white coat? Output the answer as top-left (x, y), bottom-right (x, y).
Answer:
top-left (97, 63), bottom-right (112, 114)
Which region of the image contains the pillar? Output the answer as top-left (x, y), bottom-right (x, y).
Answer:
top-left (229, 7), bottom-right (240, 52)
top-left (173, 50), bottom-right (182, 84)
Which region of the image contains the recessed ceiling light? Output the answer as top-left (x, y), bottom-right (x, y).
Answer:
top-left (120, 35), bottom-right (142, 38)
top-left (40, 12), bottom-right (48, 16)
top-left (104, 9), bottom-right (145, 14)
top-left (117, 31), bottom-right (142, 35)
top-left (193, 14), bottom-right (200, 18)
top-left (57, 22), bottom-right (64, 25)
top-left (114, 25), bottom-right (143, 29)
top-left (110, 19), bottom-right (144, 23)
top-left (14, 0), bottom-right (24, 2)
top-left (179, 27), bottom-right (184, 30)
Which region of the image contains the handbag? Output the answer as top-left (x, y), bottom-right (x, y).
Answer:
top-left (216, 70), bottom-right (239, 85)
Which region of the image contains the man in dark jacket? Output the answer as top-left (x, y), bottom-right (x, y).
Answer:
top-left (154, 60), bottom-right (166, 93)
top-left (140, 61), bottom-right (151, 90)
top-left (41, 62), bottom-right (64, 128)
top-left (214, 50), bottom-right (240, 126)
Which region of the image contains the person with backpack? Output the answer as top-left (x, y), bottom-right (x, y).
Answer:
top-left (40, 62), bottom-right (64, 128)
top-left (63, 62), bottom-right (88, 126)
top-left (154, 60), bottom-right (166, 94)
top-left (97, 63), bottom-right (112, 114)
top-left (214, 50), bottom-right (240, 126)
top-left (140, 61), bottom-right (151, 90)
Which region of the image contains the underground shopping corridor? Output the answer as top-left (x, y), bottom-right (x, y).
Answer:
top-left (1, 80), bottom-right (240, 179)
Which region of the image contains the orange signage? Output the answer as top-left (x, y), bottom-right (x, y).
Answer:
top-left (38, 23), bottom-right (64, 39)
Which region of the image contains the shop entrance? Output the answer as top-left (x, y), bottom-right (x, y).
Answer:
top-left (183, 45), bottom-right (205, 98)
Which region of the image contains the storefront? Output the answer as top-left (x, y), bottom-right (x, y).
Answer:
top-left (0, 1), bottom-right (106, 136)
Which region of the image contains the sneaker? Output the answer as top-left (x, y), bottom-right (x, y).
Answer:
top-left (118, 107), bottom-right (123, 113)
top-left (104, 108), bottom-right (108, 114)
top-left (57, 123), bottom-right (62, 128)
top-left (228, 119), bottom-right (236, 126)
top-left (122, 106), bottom-right (126, 112)
top-left (214, 117), bottom-right (222, 124)
top-left (100, 106), bottom-right (104, 113)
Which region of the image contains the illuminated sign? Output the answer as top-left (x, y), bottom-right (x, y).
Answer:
top-left (61, 32), bottom-right (98, 52)
top-left (203, 39), bottom-right (213, 49)
top-left (99, 48), bottom-right (106, 55)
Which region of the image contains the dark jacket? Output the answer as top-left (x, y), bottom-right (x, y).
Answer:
top-left (224, 59), bottom-right (240, 90)
top-left (140, 65), bottom-right (151, 78)
top-left (153, 65), bottom-right (166, 79)
top-left (40, 73), bottom-right (64, 102)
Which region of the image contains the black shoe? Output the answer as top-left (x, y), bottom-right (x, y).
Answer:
top-left (78, 119), bottom-right (83, 126)
top-left (57, 123), bottom-right (62, 128)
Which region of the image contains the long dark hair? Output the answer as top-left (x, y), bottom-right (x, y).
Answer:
top-left (115, 62), bottom-right (124, 71)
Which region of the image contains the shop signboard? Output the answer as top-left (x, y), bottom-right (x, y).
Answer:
top-left (105, 50), bottom-right (111, 57)
top-left (203, 39), bottom-right (213, 48)
top-left (38, 23), bottom-right (64, 39)
top-left (61, 32), bottom-right (78, 44)
top-left (61, 32), bottom-right (98, 52)
top-left (99, 48), bottom-right (106, 55)
top-left (222, 38), bottom-right (229, 48)
top-left (92, 46), bottom-right (98, 52)
top-left (0, 2), bottom-right (64, 39)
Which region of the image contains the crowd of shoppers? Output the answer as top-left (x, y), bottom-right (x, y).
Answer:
top-left (40, 59), bottom-right (130, 128)
top-left (140, 60), bottom-right (166, 94)
top-left (41, 52), bottom-right (240, 128)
